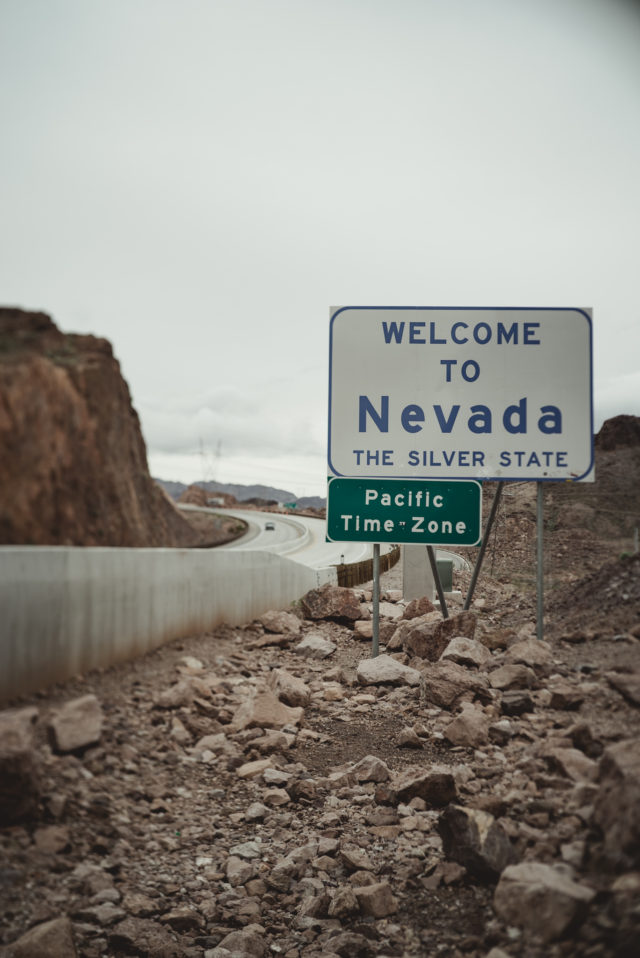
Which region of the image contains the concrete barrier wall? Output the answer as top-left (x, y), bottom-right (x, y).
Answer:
top-left (0, 546), bottom-right (337, 704)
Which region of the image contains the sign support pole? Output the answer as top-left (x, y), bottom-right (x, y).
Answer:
top-left (427, 546), bottom-right (449, 619)
top-left (372, 543), bottom-right (380, 657)
top-left (536, 482), bottom-right (544, 641)
top-left (464, 481), bottom-right (505, 611)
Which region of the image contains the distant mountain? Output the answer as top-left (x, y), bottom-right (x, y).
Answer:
top-left (154, 478), bottom-right (326, 510)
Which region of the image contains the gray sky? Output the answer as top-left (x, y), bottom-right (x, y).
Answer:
top-left (2, 0), bottom-right (639, 497)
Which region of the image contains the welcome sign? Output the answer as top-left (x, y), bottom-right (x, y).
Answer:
top-left (328, 307), bottom-right (593, 482)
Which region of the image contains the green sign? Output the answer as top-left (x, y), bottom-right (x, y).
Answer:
top-left (327, 478), bottom-right (482, 545)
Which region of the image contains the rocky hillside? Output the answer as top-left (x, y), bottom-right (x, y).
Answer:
top-left (0, 309), bottom-right (200, 547)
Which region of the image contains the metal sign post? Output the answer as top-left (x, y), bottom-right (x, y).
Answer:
top-left (464, 482), bottom-right (505, 610)
top-left (372, 544), bottom-right (380, 657)
top-left (427, 546), bottom-right (449, 619)
top-left (537, 481), bottom-right (544, 641)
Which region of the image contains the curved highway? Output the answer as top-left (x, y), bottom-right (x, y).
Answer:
top-left (178, 505), bottom-right (467, 573)
top-left (178, 505), bottom-right (385, 569)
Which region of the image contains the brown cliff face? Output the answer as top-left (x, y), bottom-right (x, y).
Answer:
top-left (0, 308), bottom-right (199, 547)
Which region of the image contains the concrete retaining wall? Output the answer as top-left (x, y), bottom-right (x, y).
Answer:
top-left (0, 546), bottom-right (337, 704)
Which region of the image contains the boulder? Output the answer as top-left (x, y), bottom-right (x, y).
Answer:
top-left (353, 621), bottom-right (373, 640)
top-left (438, 805), bottom-right (518, 881)
top-left (444, 702), bottom-right (490, 747)
top-left (353, 881), bottom-right (398, 917)
top-left (592, 739), bottom-right (640, 869)
top-left (352, 754), bottom-right (391, 783)
top-left (488, 663), bottom-right (538, 691)
top-left (493, 862), bottom-right (595, 941)
top-left (548, 680), bottom-right (585, 711)
top-left (300, 583), bottom-right (362, 623)
top-left (48, 695), bottom-right (103, 752)
top-left (206, 926), bottom-right (266, 957)
top-left (392, 610), bottom-right (477, 662)
top-left (384, 765), bottom-right (457, 807)
top-left (231, 689), bottom-right (304, 731)
top-left (356, 654), bottom-right (421, 687)
top-left (440, 636), bottom-right (491, 669)
top-left (294, 634), bottom-right (336, 659)
top-left (257, 609), bottom-right (301, 635)
top-left (500, 689), bottom-right (535, 716)
top-left (605, 671), bottom-right (640, 707)
top-left (541, 746), bottom-right (598, 783)
top-left (267, 669), bottom-right (311, 708)
top-left (419, 660), bottom-right (491, 709)
top-left (505, 638), bottom-right (553, 669)
top-left (402, 596), bottom-right (436, 619)
top-left (8, 916), bottom-right (77, 958)
top-left (0, 707), bottom-right (40, 824)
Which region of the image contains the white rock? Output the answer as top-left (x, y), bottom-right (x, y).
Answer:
top-left (356, 654), bottom-right (421, 687)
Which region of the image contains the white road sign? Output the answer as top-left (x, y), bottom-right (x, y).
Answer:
top-left (328, 306), bottom-right (593, 482)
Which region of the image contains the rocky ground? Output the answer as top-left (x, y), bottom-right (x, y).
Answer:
top-left (2, 550), bottom-right (640, 958)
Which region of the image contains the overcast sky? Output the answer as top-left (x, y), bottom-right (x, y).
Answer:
top-left (2, 0), bottom-right (639, 497)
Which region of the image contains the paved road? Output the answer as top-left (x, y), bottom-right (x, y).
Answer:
top-left (216, 509), bottom-right (380, 569)
top-left (178, 506), bottom-right (382, 570)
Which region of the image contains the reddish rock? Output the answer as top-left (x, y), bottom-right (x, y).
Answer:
top-left (392, 610), bottom-right (477, 661)
top-left (419, 660), bottom-right (491, 709)
top-left (300, 583), bottom-right (362, 623)
top-left (402, 596), bottom-right (436, 619)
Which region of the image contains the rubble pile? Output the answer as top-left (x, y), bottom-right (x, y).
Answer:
top-left (1, 578), bottom-right (640, 957)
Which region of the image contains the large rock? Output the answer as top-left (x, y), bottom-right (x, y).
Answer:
top-left (541, 746), bottom-right (598, 783)
top-left (7, 916), bottom-right (77, 958)
top-left (391, 611), bottom-right (477, 661)
top-left (493, 862), bottom-right (595, 942)
top-left (267, 669), bottom-right (311, 708)
top-left (438, 805), bottom-right (518, 881)
top-left (440, 636), bottom-right (491, 669)
top-left (231, 689), bottom-right (304, 731)
top-left (48, 694), bottom-right (103, 752)
top-left (383, 765), bottom-right (457, 807)
top-left (444, 702), bottom-right (490, 747)
top-left (0, 707), bottom-right (40, 824)
top-left (505, 638), bottom-right (553, 669)
top-left (257, 610), bottom-right (302, 635)
top-left (402, 596), bottom-right (436, 619)
top-left (294, 634), bottom-right (336, 659)
top-left (488, 663), bottom-right (538, 691)
top-left (356, 654), bottom-right (421, 687)
top-left (352, 754), bottom-right (391, 783)
top-left (419, 660), bottom-right (491, 709)
top-left (592, 739), bottom-right (640, 869)
top-left (353, 881), bottom-right (398, 917)
top-left (605, 671), bottom-right (640, 706)
top-left (109, 917), bottom-right (188, 958)
top-left (300, 583), bottom-right (362, 623)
